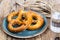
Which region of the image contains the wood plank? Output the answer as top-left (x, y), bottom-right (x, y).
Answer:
top-left (34, 35), bottom-right (42, 40)
top-left (41, 28), bottom-right (50, 40)
top-left (25, 37), bottom-right (35, 40)
top-left (48, 30), bottom-right (59, 40)
top-left (12, 38), bottom-right (24, 40)
top-left (0, 28), bottom-right (7, 40)
top-left (0, 14), bottom-right (7, 40)
top-left (7, 36), bottom-right (12, 40)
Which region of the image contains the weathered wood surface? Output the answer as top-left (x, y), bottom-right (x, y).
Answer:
top-left (0, 0), bottom-right (60, 40)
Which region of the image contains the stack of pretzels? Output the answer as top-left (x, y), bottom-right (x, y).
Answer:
top-left (7, 10), bottom-right (44, 32)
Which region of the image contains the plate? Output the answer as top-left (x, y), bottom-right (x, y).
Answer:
top-left (2, 12), bottom-right (47, 38)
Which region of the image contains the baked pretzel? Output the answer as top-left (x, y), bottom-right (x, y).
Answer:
top-left (8, 20), bottom-right (27, 32)
top-left (17, 10), bottom-right (32, 25)
top-left (7, 12), bottom-right (18, 22)
top-left (27, 11), bottom-right (44, 30)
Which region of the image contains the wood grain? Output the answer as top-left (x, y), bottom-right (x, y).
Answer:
top-left (0, 0), bottom-right (60, 40)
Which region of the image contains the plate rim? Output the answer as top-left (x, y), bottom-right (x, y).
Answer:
top-left (2, 12), bottom-right (48, 38)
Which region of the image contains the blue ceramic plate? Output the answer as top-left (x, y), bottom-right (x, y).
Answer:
top-left (2, 12), bottom-right (47, 38)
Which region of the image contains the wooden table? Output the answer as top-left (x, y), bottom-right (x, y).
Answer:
top-left (0, 18), bottom-right (60, 40)
top-left (0, 0), bottom-right (60, 40)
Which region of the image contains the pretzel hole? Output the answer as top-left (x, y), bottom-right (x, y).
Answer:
top-left (31, 22), bottom-right (37, 26)
top-left (12, 23), bottom-right (22, 28)
top-left (32, 16), bottom-right (37, 20)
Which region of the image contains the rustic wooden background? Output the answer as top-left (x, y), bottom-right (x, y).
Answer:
top-left (0, 0), bottom-right (60, 40)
